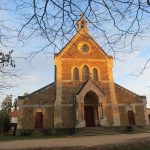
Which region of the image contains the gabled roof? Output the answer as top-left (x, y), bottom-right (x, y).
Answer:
top-left (54, 33), bottom-right (77, 57)
top-left (115, 83), bottom-right (146, 98)
top-left (18, 82), bottom-right (55, 99)
top-left (76, 78), bottom-right (105, 96)
top-left (55, 31), bottom-right (111, 59)
top-left (76, 79), bottom-right (88, 95)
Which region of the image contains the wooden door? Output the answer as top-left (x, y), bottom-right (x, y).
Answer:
top-left (35, 112), bottom-right (43, 129)
top-left (128, 111), bottom-right (135, 125)
top-left (84, 106), bottom-right (95, 127)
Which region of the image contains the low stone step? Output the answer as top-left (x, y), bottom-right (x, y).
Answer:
top-left (75, 127), bottom-right (117, 136)
top-left (75, 126), bottom-right (150, 136)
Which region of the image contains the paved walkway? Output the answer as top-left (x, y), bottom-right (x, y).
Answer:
top-left (0, 133), bottom-right (150, 149)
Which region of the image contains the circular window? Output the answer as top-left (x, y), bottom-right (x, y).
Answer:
top-left (81, 44), bottom-right (89, 52)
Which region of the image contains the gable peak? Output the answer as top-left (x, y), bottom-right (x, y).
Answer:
top-left (77, 14), bottom-right (88, 33)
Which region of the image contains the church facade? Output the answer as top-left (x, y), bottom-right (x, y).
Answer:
top-left (18, 16), bottom-right (149, 133)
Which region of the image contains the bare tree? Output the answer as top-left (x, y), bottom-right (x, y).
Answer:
top-left (1, 0), bottom-right (150, 73)
top-left (0, 1), bottom-right (20, 91)
top-left (11, 1), bottom-right (149, 53)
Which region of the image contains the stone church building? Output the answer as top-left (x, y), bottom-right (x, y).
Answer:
top-left (18, 16), bottom-right (149, 133)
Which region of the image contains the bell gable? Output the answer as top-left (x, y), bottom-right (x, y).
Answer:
top-left (54, 16), bottom-right (113, 83)
top-left (55, 15), bottom-right (111, 60)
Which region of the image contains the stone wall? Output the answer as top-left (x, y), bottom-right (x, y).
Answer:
top-left (61, 35), bottom-right (107, 60)
top-left (18, 25), bottom-right (147, 130)
top-left (119, 106), bottom-right (128, 126)
top-left (61, 106), bottom-right (74, 128)
top-left (105, 106), bottom-right (113, 126)
top-left (61, 60), bottom-right (109, 81)
top-left (135, 105), bottom-right (146, 125)
top-left (18, 83), bottom-right (56, 129)
top-left (95, 82), bottom-right (112, 103)
top-left (43, 107), bottom-right (54, 128)
top-left (115, 84), bottom-right (146, 126)
top-left (62, 81), bottom-right (112, 104)
top-left (20, 108), bottom-right (34, 129)
top-left (62, 82), bottom-right (84, 104)
top-left (61, 81), bottom-right (114, 128)
top-left (115, 84), bottom-right (143, 104)
top-left (61, 82), bottom-right (83, 128)
top-left (55, 30), bottom-right (115, 128)
top-left (20, 83), bottom-right (56, 105)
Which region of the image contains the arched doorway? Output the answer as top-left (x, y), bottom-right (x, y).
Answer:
top-left (84, 91), bottom-right (99, 127)
top-left (128, 111), bottom-right (135, 125)
top-left (35, 112), bottom-right (43, 129)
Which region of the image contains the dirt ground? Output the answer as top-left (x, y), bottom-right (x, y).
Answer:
top-left (1, 133), bottom-right (150, 150)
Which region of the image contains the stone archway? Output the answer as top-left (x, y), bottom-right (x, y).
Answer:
top-left (84, 91), bottom-right (99, 127)
top-left (75, 79), bottom-right (107, 128)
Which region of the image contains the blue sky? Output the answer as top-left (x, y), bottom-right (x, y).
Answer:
top-left (1, 31), bottom-right (150, 107)
top-left (0, 1), bottom-right (150, 107)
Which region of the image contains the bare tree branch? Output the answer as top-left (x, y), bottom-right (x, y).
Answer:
top-left (1, 0), bottom-right (150, 76)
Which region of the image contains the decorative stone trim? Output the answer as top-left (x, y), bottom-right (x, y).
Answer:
top-left (78, 42), bottom-right (91, 53)
top-left (62, 104), bottom-right (73, 106)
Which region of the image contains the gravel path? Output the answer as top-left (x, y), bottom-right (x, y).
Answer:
top-left (0, 133), bottom-right (150, 150)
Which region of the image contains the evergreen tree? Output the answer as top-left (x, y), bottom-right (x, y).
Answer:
top-left (0, 95), bottom-right (12, 134)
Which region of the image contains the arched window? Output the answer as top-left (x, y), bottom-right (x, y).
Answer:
top-left (93, 68), bottom-right (98, 81)
top-left (73, 67), bottom-right (79, 80)
top-left (82, 65), bottom-right (89, 80)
